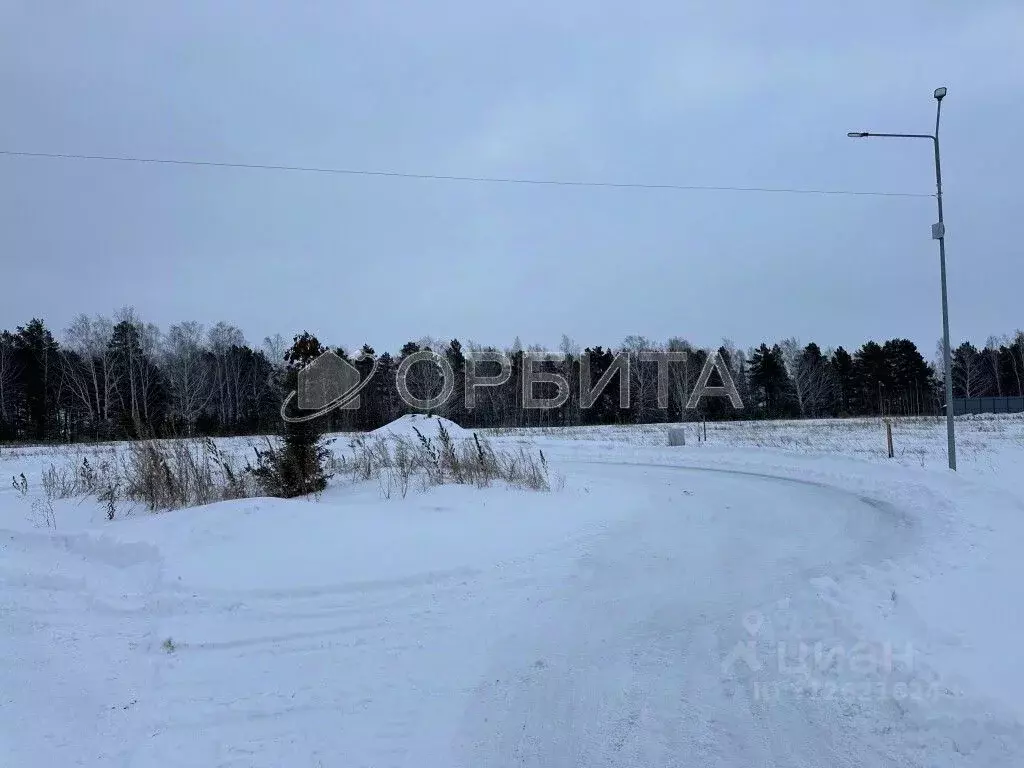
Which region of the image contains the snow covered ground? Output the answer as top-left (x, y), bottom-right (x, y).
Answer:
top-left (2, 415), bottom-right (1024, 766)
top-left (485, 413), bottom-right (1024, 481)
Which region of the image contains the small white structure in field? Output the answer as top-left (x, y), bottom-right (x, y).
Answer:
top-left (667, 426), bottom-right (686, 446)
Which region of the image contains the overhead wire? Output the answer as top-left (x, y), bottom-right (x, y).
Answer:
top-left (0, 149), bottom-right (933, 199)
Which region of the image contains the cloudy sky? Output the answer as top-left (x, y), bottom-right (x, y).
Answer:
top-left (1, 1), bottom-right (1021, 357)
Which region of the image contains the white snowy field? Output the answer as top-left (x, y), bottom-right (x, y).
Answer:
top-left (2, 414), bottom-right (1024, 766)
top-left (485, 413), bottom-right (1024, 480)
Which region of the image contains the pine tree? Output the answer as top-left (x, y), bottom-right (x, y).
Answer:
top-left (580, 346), bottom-right (618, 425)
top-left (830, 347), bottom-right (854, 415)
top-left (353, 344), bottom-right (377, 431)
top-left (0, 330), bottom-right (22, 439)
top-left (367, 351), bottom-right (398, 428)
top-left (702, 345), bottom-right (738, 421)
top-left (748, 344), bottom-right (793, 417)
top-left (248, 331), bottom-right (334, 498)
top-left (12, 319), bottom-right (59, 440)
top-left (881, 339), bottom-right (931, 415)
top-left (852, 341), bottom-right (888, 415)
top-left (444, 339), bottom-right (467, 426)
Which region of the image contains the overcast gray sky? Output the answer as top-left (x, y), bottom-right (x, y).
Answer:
top-left (1, 1), bottom-right (1021, 356)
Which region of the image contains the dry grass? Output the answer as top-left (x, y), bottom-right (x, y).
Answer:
top-left (25, 420), bottom-right (556, 517)
top-left (37, 437), bottom-right (255, 515)
top-left (332, 422), bottom-right (556, 497)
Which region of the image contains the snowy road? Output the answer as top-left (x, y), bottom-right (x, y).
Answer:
top-left (454, 461), bottom-right (935, 768)
top-left (3, 454), bottom-right (1022, 766)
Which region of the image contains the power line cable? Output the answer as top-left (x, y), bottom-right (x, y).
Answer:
top-left (0, 149), bottom-right (933, 198)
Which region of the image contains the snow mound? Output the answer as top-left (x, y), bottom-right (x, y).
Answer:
top-left (369, 414), bottom-right (471, 441)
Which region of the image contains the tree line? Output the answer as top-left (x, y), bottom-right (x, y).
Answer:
top-left (1, 308), bottom-right (1023, 443)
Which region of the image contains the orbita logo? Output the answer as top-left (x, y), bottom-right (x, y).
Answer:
top-left (281, 349), bottom-right (379, 423)
top-left (281, 347), bottom-right (744, 422)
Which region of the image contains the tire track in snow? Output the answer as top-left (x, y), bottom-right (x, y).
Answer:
top-left (448, 461), bottom-right (1024, 767)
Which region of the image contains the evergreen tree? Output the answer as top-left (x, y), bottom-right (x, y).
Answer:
top-left (799, 342), bottom-right (833, 418)
top-left (747, 344), bottom-right (793, 417)
top-left (702, 345), bottom-right (739, 421)
top-left (12, 319), bottom-right (59, 440)
top-left (732, 349), bottom-right (752, 420)
top-left (580, 346), bottom-right (619, 425)
top-left (249, 331), bottom-right (333, 498)
top-left (352, 344), bottom-right (378, 431)
top-left (367, 351), bottom-right (399, 428)
top-left (852, 341), bottom-right (889, 415)
top-left (108, 316), bottom-right (164, 437)
top-left (997, 343), bottom-right (1021, 397)
top-left (443, 339), bottom-right (467, 425)
top-left (398, 340), bottom-right (433, 414)
top-left (830, 347), bottom-right (854, 416)
top-left (881, 339), bottom-right (931, 415)
top-left (0, 330), bottom-right (20, 439)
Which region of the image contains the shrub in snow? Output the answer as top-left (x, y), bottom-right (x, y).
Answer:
top-left (246, 422), bottom-right (335, 499)
top-left (244, 329), bottom-right (337, 499)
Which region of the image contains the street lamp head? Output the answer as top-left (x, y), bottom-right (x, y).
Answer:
top-left (934, 86), bottom-right (947, 101)
top-left (847, 132), bottom-right (869, 138)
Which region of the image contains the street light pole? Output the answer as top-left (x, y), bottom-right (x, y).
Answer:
top-left (932, 90), bottom-right (957, 472)
top-left (847, 86), bottom-right (957, 471)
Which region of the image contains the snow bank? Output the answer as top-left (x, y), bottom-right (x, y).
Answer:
top-left (99, 480), bottom-right (618, 592)
top-left (368, 413), bottom-right (471, 441)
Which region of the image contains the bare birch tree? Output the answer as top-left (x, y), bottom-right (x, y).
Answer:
top-left (260, 333), bottom-right (289, 407)
top-left (209, 322), bottom-right (246, 428)
top-left (263, 333), bottom-right (287, 370)
top-left (1009, 331), bottom-right (1024, 397)
top-left (667, 337), bottom-right (697, 421)
top-left (559, 334), bottom-right (581, 426)
top-left (164, 321), bottom-right (212, 435)
top-left (984, 335), bottom-right (1005, 397)
top-left (780, 337), bottom-right (833, 418)
top-left (622, 335), bottom-right (659, 423)
top-left (952, 342), bottom-right (985, 398)
top-left (136, 321), bottom-right (163, 428)
top-left (61, 314), bottom-right (116, 434)
top-left (109, 307), bottom-right (163, 434)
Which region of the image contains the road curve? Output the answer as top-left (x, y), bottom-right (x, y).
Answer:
top-left (447, 460), bottom-right (1022, 767)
